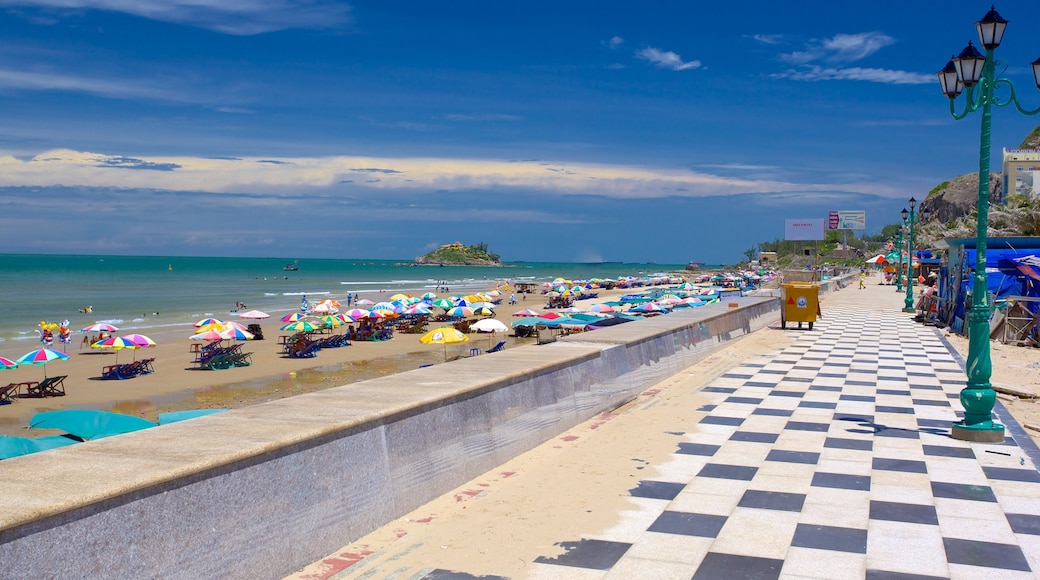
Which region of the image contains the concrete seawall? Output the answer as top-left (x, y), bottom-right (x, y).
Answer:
top-left (0, 283), bottom-right (850, 579)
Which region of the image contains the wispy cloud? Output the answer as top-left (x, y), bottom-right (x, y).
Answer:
top-left (441, 113), bottom-right (522, 122)
top-left (0, 0), bottom-right (352, 35)
top-left (606, 35), bottom-right (624, 50)
top-left (771, 31), bottom-right (929, 85)
top-left (635, 47), bottom-right (701, 71)
top-left (747, 34), bottom-right (784, 45)
top-left (772, 65), bottom-right (933, 84)
top-left (0, 148), bottom-right (907, 201)
top-left (779, 32), bottom-right (894, 65)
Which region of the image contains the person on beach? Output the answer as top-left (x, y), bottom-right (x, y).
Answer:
top-left (859, 272), bottom-right (866, 289)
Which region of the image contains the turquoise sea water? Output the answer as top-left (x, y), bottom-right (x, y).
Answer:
top-left (0, 254), bottom-right (689, 346)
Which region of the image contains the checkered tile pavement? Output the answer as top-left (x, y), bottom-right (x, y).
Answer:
top-left (407, 303), bottom-right (1040, 580)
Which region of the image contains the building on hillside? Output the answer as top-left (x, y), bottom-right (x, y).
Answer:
top-left (1002, 148), bottom-right (1040, 200)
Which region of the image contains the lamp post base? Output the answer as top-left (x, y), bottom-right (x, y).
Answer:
top-left (951, 422), bottom-right (1005, 442)
top-left (902, 307), bottom-right (915, 313)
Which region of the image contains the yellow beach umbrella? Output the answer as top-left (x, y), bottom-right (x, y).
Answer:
top-left (420, 327), bottom-right (469, 360)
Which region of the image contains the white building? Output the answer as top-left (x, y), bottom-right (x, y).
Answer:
top-left (1002, 148), bottom-right (1040, 200)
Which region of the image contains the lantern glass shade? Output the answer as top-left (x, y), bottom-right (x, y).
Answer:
top-left (922, 208), bottom-right (932, 222)
top-left (938, 59), bottom-right (963, 98)
top-left (976, 6), bottom-right (1007, 50)
top-left (908, 197), bottom-right (917, 210)
top-left (901, 208), bottom-right (909, 224)
top-left (1032, 57), bottom-right (1040, 90)
top-left (953, 41), bottom-right (986, 86)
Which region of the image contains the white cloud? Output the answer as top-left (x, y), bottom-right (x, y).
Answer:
top-left (441, 113), bottom-right (523, 122)
top-left (635, 47), bottom-right (701, 71)
top-left (771, 65), bottom-right (933, 85)
top-left (779, 32), bottom-right (894, 65)
top-left (747, 34), bottom-right (783, 45)
top-left (0, 0), bottom-right (351, 34)
top-left (608, 36), bottom-right (624, 50)
top-left (772, 32), bottom-right (929, 85)
top-left (0, 148), bottom-right (907, 200)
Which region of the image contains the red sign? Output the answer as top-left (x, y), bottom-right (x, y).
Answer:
top-left (828, 211), bottom-right (839, 230)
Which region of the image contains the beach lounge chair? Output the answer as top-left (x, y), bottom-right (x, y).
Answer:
top-left (287, 340), bottom-right (320, 358)
top-left (21, 376), bottom-right (67, 398)
top-left (468, 347), bottom-right (481, 357)
top-left (486, 340), bottom-right (507, 353)
top-left (0, 383), bottom-right (17, 405)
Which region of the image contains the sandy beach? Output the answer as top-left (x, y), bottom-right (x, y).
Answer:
top-left (5, 275), bottom-right (1039, 450)
top-left (0, 286), bottom-right (639, 438)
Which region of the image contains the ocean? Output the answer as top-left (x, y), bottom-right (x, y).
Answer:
top-left (0, 254), bottom-right (690, 346)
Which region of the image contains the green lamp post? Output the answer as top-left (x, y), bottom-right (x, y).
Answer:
top-left (895, 224), bottom-right (905, 292)
top-left (937, 5), bottom-right (1040, 442)
top-left (902, 199), bottom-right (932, 313)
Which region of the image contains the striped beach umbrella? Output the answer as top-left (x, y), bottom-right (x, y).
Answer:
top-left (81, 323), bottom-right (119, 333)
top-left (280, 321), bottom-right (319, 333)
top-left (121, 334), bottom-right (157, 347)
top-left (219, 327), bottom-right (254, 341)
top-left (194, 317), bottom-right (224, 328)
top-left (16, 348), bottom-right (70, 378)
top-left (445, 306), bottom-right (474, 318)
top-left (0, 357), bottom-right (18, 370)
top-left (190, 330), bottom-right (225, 342)
top-left (342, 309), bottom-right (371, 320)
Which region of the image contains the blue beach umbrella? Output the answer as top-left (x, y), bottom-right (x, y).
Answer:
top-left (29, 410), bottom-right (157, 441)
top-left (158, 409), bottom-right (228, 425)
top-left (0, 435), bottom-right (80, 459)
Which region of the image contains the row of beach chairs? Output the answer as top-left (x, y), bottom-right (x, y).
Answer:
top-left (193, 343), bottom-right (253, 370)
top-left (0, 375), bottom-right (68, 403)
top-left (200, 351), bottom-right (253, 370)
top-left (101, 358), bottom-right (156, 380)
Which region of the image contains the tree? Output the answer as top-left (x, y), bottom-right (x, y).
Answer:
top-left (742, 245), bottom-right (758, 262)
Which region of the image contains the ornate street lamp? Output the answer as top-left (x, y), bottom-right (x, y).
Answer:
top-left (937, 5), bottom-right (1040, 441)
top-left (903, 199), bottom-right (932, 312)
top-left (895, 215), bottom-right (906, 293)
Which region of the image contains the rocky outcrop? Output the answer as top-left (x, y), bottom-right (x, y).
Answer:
top-left (920, 172), bottom-right (1002, 224)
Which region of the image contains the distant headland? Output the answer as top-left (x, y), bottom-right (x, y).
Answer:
top-left (404, 242), bottom-right (503, 267)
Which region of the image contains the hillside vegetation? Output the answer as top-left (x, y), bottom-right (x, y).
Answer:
top-left (413, 242), bottom-right (501, 266)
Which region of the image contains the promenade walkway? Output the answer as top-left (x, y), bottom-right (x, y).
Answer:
top-left (288, 278), bottom-right (1040, 579)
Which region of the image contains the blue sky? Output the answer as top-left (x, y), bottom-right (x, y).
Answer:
top-left (2, 1), bottom-right (1040, 264)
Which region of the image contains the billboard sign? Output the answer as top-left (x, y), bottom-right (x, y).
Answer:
top-left (785, 218), bottom-right (826, 241)
top-left (828, 210), bottom-right (866, 230)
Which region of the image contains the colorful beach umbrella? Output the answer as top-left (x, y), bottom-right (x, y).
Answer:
top-left (0, 357), bottom-right (18, 370)
top-left (190, 330), bottom-right (225, 342)
top-left (446, 306), bottom-right (474, 318)
top-left (281, 312), bottom-right (306, 323)
top-left (513, 308), bottom-right (540, 317)
top-left (121, 334), bottom-right (157, 347)
top-left (238, 310), bottom-right (270, 319)
top-left (473, 306), bottom-right (495, 317)
top-left (219, 327), bottom-right (254, 341)
top-left (280, 321), bottom-right (319, 333)
top-left (589, 304), bottom-right (615, 313)
top-left (16, 348), bottom-right (69, 378)
top-left (194, 317), bottom-right (224, 328)
top-left (342, 309), bottom-right (372, 320)
top-left (81, 323), bottom-right (119, 333)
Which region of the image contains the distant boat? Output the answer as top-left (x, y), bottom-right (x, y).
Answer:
top-left (284, 260), bottom-right (299, 271)
top-left (168, 264), bottom-right (173, 271)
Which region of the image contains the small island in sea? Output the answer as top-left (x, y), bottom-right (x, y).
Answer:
top-left (408, 241), bottom-right (502, 266)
